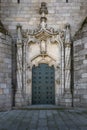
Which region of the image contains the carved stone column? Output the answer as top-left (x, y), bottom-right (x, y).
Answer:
top-left (22, 41), bottom-right (26, 99)
top-left (15, 24), bottom-right (24, 106)
top-left (65, 24), bottom-right (71, 94)
top-left (58, 32), bottom-right (65, 95)
top-left (25, 41), bottom-right (31, 104)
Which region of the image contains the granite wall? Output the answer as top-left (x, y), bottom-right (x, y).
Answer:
top-left (0, 0), bottom-right (87, 108)
top-left (0, 21), bottom-right (12, 110)
top-left (0, 0), bottom-right (87, 37)
top-left (73, 17), bottom-right (87, 107)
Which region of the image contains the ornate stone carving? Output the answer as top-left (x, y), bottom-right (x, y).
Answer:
top-left (64, 23), bottom-right (71, 94)
top-left (39, 2), bottom-right (48, 15)
top-left (15, 2), bottom-right (72, 106)
top-left (65, 23), bottom-right (71, 46)
top-left (40, 40), bottom-right (46, 54)
top-left (17, 24), bottom-right (22, 44)
top-left (15, 25), bottom-right (24, 106)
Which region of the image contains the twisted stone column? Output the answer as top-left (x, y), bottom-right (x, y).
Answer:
top-left (65, 44), bottom-right (71, 91)
top-left (15, 24), bottom-right (23, 106)
top-left (22, 42), bottom-right (26, 95)
top-left (65, 24), bottom-right (71, 93)
top-left (25, 42), bottom-right (30, 104)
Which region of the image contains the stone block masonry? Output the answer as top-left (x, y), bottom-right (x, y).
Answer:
top-left (0, 22), bottom-right (12, 110)
top-left (0, 0), bottom-right (87, 37)
top-left (0, 0), bottom-right (87, 108)
top-left (73, 17), bottom-right (87, 107)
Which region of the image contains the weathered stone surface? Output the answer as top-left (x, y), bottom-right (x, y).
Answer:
top-left (0, 88), bottom-right (3, 94)
top-left (0, 1), bottom-right (87, 37)
top-left (74, 17), bottom-right (87, 107)
top-left (0, 27), bottom-right (12, 110)
top-left (0, 0), bottom-right (87, 108)
top-left (0, 109), bottom-right (87, 130)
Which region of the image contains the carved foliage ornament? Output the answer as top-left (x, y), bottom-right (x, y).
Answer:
top-left (17, 2), bottom-right (71, 50)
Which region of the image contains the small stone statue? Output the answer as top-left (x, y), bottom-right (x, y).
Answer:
top-left (17, 24), bottom-right (22, 44)
top-left (65, 23), bottom-right (71, 44)
top-left (40, 40), bottom-right (46, 54)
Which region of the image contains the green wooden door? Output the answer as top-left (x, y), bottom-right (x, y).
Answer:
top-left (32, 64), bottom-right (55, 104)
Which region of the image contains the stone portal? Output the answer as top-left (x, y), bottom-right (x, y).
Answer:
top-left (15, 2), bottom-right (72, 107)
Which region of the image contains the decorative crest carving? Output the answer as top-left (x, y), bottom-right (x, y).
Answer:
top-left (22, 2), bottom-right (61, 42)
top-left (16, 2), bottom-right (72, 106)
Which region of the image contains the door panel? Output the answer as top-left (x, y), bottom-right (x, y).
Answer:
top-left (32, 64), bottom-right (55, 104)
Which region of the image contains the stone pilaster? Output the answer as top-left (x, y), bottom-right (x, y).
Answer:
top-left (0, 21), bottom-right (12, 110)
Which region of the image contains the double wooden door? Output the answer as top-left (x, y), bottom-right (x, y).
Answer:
top-left (32, 64), bottom-right (55, 104)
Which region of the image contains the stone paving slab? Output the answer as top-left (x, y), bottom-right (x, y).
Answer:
top-left (0, 108), bottom-right (87, 130)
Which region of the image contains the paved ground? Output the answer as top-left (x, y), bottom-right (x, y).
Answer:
top-left (0, 107), bottom-right (87, 130)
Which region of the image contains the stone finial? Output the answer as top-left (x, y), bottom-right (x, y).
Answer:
top-left (16, 23), bottom-right (22, 29)
top-left (39, 2), bottom-right (48, 29)
top-left (39, 2), bottom-right (48, 15)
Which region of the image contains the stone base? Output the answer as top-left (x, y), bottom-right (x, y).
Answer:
top-left (0, 104), bottom-right (12, 111)
top-left (15, 92), bottom-right (28, 107)
top-left (58, 91), bottom-right (72, 107)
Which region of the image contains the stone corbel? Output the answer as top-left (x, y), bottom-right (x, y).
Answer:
top-left (51, 35), bottom-right (57, 44)
top-left (27, 35), bottom-right (36, 44)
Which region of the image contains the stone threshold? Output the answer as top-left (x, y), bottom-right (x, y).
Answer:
top-left (12, 105), bottom-right (74, 110)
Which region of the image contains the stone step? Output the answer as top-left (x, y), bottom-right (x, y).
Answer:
top-left (12, 105), bottom-right (73, 110)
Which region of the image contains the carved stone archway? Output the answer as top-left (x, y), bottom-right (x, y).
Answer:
top-left (15, 2), bottom-right (72, 107)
